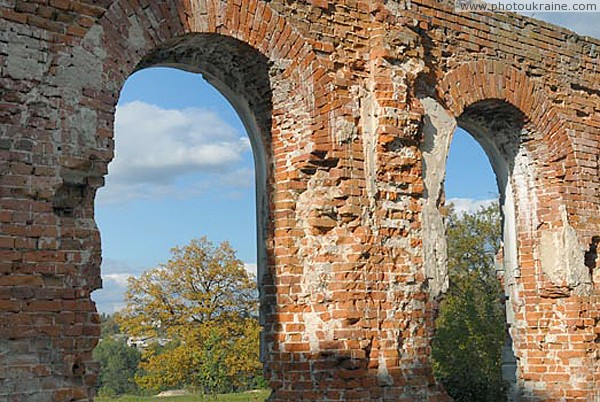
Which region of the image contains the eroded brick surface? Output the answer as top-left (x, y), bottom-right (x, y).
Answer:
top-left (0, 1), bottom-right (598, 401)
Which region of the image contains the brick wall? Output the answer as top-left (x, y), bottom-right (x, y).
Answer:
top-left (0, 0), bottom-right (598, 400)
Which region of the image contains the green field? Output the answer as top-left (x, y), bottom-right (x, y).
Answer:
top-left (96, 390), bottom-right (270, 402)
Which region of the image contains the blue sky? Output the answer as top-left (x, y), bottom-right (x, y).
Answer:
top-left (91, 16), bottom-right (598, 313)
top-left (93, 70), bottom-right (257, 312)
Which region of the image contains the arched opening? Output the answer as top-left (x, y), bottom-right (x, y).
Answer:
top-left (91, 33), bottom-right (273, 397)
top-left (453, 101), bottom-right (531, 402)
top-left (421, 97), bottom-right (530, 401)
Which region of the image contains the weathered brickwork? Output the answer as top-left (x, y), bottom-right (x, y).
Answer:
top-left (0, 0), bottom-right (598, 401)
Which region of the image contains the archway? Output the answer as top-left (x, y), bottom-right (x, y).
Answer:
top-left (420, 96), bottom-right (536, 401)
top-left (90, 62), bottom-right (268, 395)
top-left (418, 57), bottom-right (596, 400)
top-left (432, 125), bottom-right (509, 401)
top-left (84, 4), bottom-right (335, 396)
top-left (93, 64), bottom-right (258, 305)
top-left (106, 30), bottom-right (273, 371)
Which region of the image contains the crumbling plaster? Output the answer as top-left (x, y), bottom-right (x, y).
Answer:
top-left (0, 0), bottom-right (598, 401)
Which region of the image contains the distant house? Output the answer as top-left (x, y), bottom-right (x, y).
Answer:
top-left (126, 336), bottom-right (170, 349)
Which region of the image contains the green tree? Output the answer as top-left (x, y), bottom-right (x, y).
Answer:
top-left (99, 313), bottom-right (121, 338)
top-left (93, 337), bottom-right (141, 396)
top-left (432, 203), bottom-right (508, 402)
top-left (117, 236), bottom-right (263, 394)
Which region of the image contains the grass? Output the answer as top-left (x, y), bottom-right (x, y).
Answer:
top-left (95, 390), bottom-right (270, 402)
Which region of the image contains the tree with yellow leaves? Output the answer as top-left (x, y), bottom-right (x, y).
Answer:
top-left (117, 237), bottom-right (263, 394)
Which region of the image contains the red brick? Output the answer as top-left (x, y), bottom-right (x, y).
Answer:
top-left (1, 0), bottom-right (599, 400)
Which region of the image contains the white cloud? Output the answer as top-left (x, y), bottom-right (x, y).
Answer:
top-left (92, 276), bottom-right (127, 314)
top-left (96, 101), bottom-right (252, 205)
top-left (244, 263), bottom-right (257, 277)
top-left (103, 273), bottom-right (132, 287)
top-left (92, 259), bottom-right (140, 314)
top-left (221, 167), bottom-right (255, 188)
top-left (447, 198), bottom-right (497, 215)
top-left (97, 179), bottom-right (204, 204)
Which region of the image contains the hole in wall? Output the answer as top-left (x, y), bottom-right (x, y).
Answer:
top-left (431, 126), bottom-right (509, 402)
top-left (90, 39), bottom-right (272, 395)
top-left (584, 236), bottom-right (599, 273)
top-left (52, 182), bottom-right (86, 218)
top-left (72, 362), bottom-right (85, 376)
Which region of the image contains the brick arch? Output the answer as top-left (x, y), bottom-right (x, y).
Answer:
top-left (439, 60), bottom-right (574, 166)
top-left (436, 60), bottom-right (589, 293)
top-left (437, 60), bottom-right (579, 225)
top-left (82, 1), bottom-right (337, 400)
top-left (62, 0), bottom-right (337, 186)
top-left (430, 60), bottom-right (596, 401)
top-left (93, 0), bottom-right (331, 121)
top-left (81, 0), bottom-right (337, 221)
top-left (3, 0), bottom-right (599, 400)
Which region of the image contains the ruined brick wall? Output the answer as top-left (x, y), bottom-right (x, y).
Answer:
top-left (0, 0), bottom-right (598, 401)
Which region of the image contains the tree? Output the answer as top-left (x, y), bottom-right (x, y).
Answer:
top-left (99, 313), bottom-right (121, 338)
top-left (431, 203), bottom-right (508, 402)
top-left (93, 337), bottom-right (141, 396)
top-left (117, 236), bottom-right (262, 394)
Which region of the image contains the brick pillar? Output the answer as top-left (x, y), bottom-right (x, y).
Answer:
top-left (264, 16), bottom-right (449, 400)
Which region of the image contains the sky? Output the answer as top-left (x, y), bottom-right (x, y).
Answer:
top-left (90, 14), bottom-right (598, 313)
top-left (93, 70), bottom-right (257, 312)
top-left (519, 13), bottom-right (599, 38)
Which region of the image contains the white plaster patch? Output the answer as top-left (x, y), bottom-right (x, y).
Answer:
top-left (539, 207), bottom-right (592, 294)
top-left (512, 147), bottom-right (539, 233)
top-left (69, 107), bottom-right (98, 147)
top-left (53, 26), bottom-right (105, 92)
top-left (83, 25), bottom-right (106, 58)
top-left (377, 354), bottom-right (394, 386)
top-left (333, 117), bottom-right (358, 144)
top-left (300, 262), bottom-right (332, 301)
top-left (304, 311), bottom-right (338, 353)
top-left (5, 29), bottom-right (49, 81)
top-left (419, 96), bottom-right (457, 297)
top-left (359, 79), bottom-right (379, 208)
top-left (128, 15), bottom-right (147, 51)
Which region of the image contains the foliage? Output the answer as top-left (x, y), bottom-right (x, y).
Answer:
top-left (100, 313), bottom-right (122, 338)
top-left (431, 203), bottom-right (508, 402)
top-left (117, 237), bottom-right (262, 394)
top-left (95, 388), bottom-right (270, 402)
top-left (93, 337), bottom-right (141, 396)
